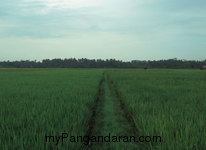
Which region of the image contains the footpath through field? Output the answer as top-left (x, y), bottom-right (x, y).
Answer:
top-left (83, 72), bottom-right (146, 150)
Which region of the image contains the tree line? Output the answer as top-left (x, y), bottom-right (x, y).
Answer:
top-left (0, 58), bottom-right (205, 69)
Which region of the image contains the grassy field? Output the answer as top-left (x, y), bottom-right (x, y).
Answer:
top-left (0, 69), bottom-right (103, 149)
top-left (107, 69), bottom-right (206, 150)
top-left (0, 69), bottom-right (205, 150)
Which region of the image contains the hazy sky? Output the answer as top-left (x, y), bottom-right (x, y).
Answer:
top-left (0, 0), bottom-right (205, 61)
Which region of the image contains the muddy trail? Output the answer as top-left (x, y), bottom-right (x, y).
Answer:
top-left (82, 72), bottom-right (148, 150)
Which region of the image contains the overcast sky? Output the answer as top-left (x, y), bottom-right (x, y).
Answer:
top-left (0, 0), bottom-right (205, 61)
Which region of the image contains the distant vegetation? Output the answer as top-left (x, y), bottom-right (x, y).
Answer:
top-left (0, 58), bottom-right (205, 69)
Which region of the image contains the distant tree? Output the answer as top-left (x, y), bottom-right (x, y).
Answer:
top-left (0, 58), bottom-right (206, 69)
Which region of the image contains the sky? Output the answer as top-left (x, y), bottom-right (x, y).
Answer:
top-left (0, 0), bottom-right (205, 61)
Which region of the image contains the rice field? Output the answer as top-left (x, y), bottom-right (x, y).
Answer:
top-left (107, 69), bottom-right (206, 150)
top-left (0, 69), bottom-right (205, 150)
top-left (0, 69), bottom-right (103, 150)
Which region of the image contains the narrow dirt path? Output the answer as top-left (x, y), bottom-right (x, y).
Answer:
top-left (83, 72), bottom-right (147, 150)
top-left (81, 73), bottom-right (105, 150)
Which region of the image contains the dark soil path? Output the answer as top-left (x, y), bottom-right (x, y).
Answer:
top-left (82, 72), bottom-right (147, 150)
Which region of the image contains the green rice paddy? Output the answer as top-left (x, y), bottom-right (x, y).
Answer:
top-left (0, 69), bottom-right (205, 150)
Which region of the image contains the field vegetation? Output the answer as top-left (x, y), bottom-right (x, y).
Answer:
top-left (108, 69), bottom-right (206, 150)
top-left (0, 69), bottom-right (103, 149)
top-left (0, 69), bottom-right (205, 150)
